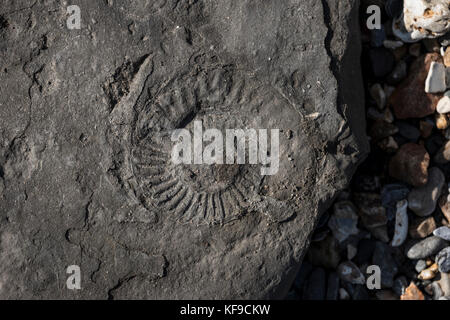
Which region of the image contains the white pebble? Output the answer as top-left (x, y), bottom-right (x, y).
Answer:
top-left (425, 62), bottom-right (446, 93)
top-left (437, 91), bottom-right (450, 114)
top-left (391, 200), bottom-right (408, 247)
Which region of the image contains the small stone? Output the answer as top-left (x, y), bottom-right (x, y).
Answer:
top-left (391, 200), bottom-right (409, 247)
top-left (307, 234), bottom-right (341, 269)
top-left (393, 276), bottom-right (409, 296)
top-left (425, 61), bottom-right (447, 93)
top-left (409, 216), bottom-right (437, 239)
top-left (439, 272), bottom-right (450, 296)
top-left (436, 113), bottom-right (449, 130)
top-left (381, 183), bottom-right (410, 220)
top-left (436, 247), bottom-right (450, 273)
top-left (339, 288), bottom-right (350, 300)
top-left (377, 136), bottom-right (399, 153)
top-left (326, 272), bottom-right (340, 300)
top-left (419, 119), bottom-right (434, 138)
top-left (389, 53), bottom-right (443, 119)
top-left (436, 91), bottom-right (450, 114)
top-left (373, 242), bottom-right (398, 288)
top-left (409, 43), bottom-right (422, 57)
top-left (369, 121), bottom-right (398, 141)
top-left (438, 193), bottom-right (450, 223)
top-left (418, 263), bottom-right (439, 280)
top-left (415, 259), bottom-right (428, 273)
top-left (444, 47), bottom-right (450, 67)
top-left (370, 83), bottom-right (386, 110)
top-left (337, 261), bottom-right (365, 285)
top-left (406, 236), bottom-right (448, 259)
top-left (367, 107), bottom-right (394, 123)
top-left (434, 141), bottom-right (450, 164)
top-left (396, 121), bottom-right (421, 141)
top-left (400, 282), bottom-right (425, 300)
top-left (387, 60), bottom-right (407, 84)
top-left (434, 227), bottom-right (450, 241)
top-left (328, 201), bottom-right (359, 242)
top-left (353, 193), bottom-right (387, 229)
top-left (388, 143), bottom-right (430, 187)
top-left (383, 40), bottom-right (403, 50)
top-left (428, 281), bottom-right (444, 300)
top-left (407, 167), bottom-right (445, 216)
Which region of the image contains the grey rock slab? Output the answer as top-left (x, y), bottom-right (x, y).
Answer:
top-left (0, 0), bottom-right (368, 299)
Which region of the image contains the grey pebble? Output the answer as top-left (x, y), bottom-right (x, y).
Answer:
top-left (436, 247), bottom-right (450, 273)
top-left (406, 236), bottom-right (448, 260)
top-left (415, 259), bottom-right (428, 273)
top-left (433, 226), bottom-right (450, 241)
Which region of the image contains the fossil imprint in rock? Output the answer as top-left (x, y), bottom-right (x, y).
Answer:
top-left (109, 55), bottom-right (309, 226)
top-left (393, 0), bottom-right (450, 42)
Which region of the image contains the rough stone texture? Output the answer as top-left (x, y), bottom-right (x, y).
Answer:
top-left (0, 0), bottom-right (368, 299)
top-left (389, 53), bottom-right (443, 119)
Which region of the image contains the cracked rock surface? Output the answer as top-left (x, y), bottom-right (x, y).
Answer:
top-left (0, 0), bottom-right (368, 299)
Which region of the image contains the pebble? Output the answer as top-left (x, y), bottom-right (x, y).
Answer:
top-left (445, 47), bottom-right (450, 67)
top-left (437, 91), bottom-right (450, 114)
top-left (393, 276), bottom-right (409, 296)
top-left (369, 83), bottom-right (386, 110)
top-left (409, 216), bottom-right (436, 239)
top-left (353, 193), bottom-right (388, 229)
top-left (433, 226), bottom-right (450, 241)
top-left (418, 263), bottom-right (439, 280)
top-left (387, 60), bottom-right (407, 84)
top-left (337, 261), bottom-right (365, 285)
top-left (407, 167), bottom-right (444, 216)
top-left (388, 143), bottom-right (430, 187)
top-left (400, 282), bottom-right (425, 300)
top-left (409, 43), bottom-right (422, 57)
top-left (383, 40), bottom-right (403, 50)
top-left (377, 136), bottom-right (399, 153)
top-left (406, 236), bottom-right (448, 259)
top-left (391, 200), bottom-right (409, 246)
top-left (369, 121), bottom-right (398, 141)
top-left (381, 183), bottom-right (410, 220)
top-left (415, 259), bottom-right (428, 273)
top-left (439, 272), bottom-right (450, 296)
top-left (436, 247), bottom-right (450, 273)
top-left (307, 234), bottom-right (341, 269)
top-left (396, 121), bottom-right (421, 141)
top-left (367, 106), bottom-right (394, 123)
top-left (436, 113), bottom-right (449, 130)
top-left (389, 53), bottom-right (443, 119)
top-left (400, 0), bottom-right (450, 41)
top-left (328, 201), bottom-right (359, 242)
top-left (434, 141), bottom-right (450, 164)
top-left (425, 61), bottom-right (447, 93)
top-left (373, 242), bottom-right (398, 288)
top-left (371, 27), bottom-right (386, 48)
top-left (339, 288), bottom-right (350, 300)
top-left (419, 119), bottom-right (434, 138)
top-left (438, 193), bottom-right (450, 223)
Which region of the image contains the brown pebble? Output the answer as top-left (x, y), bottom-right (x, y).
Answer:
top-left (418, 264), bottom-right (439, 280)
top-left (439, 195), bottom-right (450, 224)
top-left (419, 120), bottom-right (434, 138)
top-left (409, 216), bottom-right (437, 239)
top-left (389, 53), bottom-right (443, 119)
top-left (388, 143), bottom-right (430, 187)
top-left (401, 282), bottom-right (425, 300)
